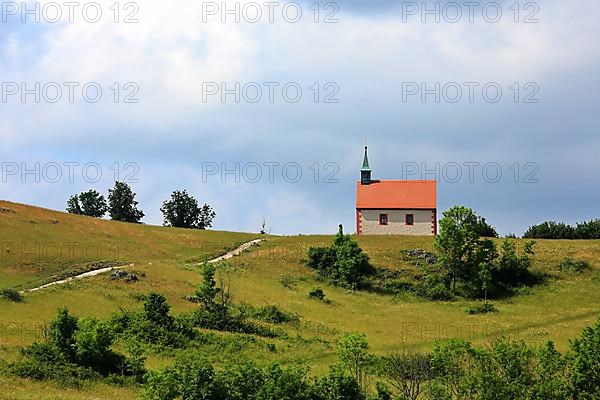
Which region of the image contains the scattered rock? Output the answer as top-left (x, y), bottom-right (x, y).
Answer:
top-left (401, 249), bottom-right (438, 266)
top-left (111, 270), bottom-right (128, 280)
top-left (0, 207), bottom-right (16, 214)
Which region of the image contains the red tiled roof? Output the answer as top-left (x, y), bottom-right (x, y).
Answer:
top-left (356, 180), bottom-right (436, 209)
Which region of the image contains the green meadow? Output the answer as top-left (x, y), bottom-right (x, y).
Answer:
top-left (1, 200), bottom-right (599, 399)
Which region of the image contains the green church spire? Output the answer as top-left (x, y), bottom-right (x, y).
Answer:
top-left (361, 146), bottom-right (371, 171)
top-left (360, 146), bottom-right (372, 185)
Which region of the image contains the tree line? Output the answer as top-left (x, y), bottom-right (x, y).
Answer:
top-left (524, 220), bottom-right (600, 239)
top-left (66, 182), bottom-right (215, 229)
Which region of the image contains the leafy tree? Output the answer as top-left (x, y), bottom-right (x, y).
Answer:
top-left (107, 181), bottom-right (144, 223)
top-left (143, 367), bottom-right (180, 400)
top-left (177, 355), bottom-right (225, 400)
top-left (474, 216), bottom-right (498, 238)
top-left (468, 339), bottom-right (537, 400)
top-left (429, 339), bottom-right (473, 399)
top-left (336, 333), bottom-right (373, 392)
top-left (160, 190), bottom-right (215, 229)
top-left (532, 341), bottom-right (569, 400)
top-left (66, 190), bottom-right (107, 217)
top-left (256, 363), bottom-right (312, 400)
top-left (143, 356), bottom-right (316, 400)
top-left (79, 190), bottom-right (108, 217)
top-left (191, 263), bottom-right (240, 332)
top-left (66, 195), bottom-right (83, 215)
top-left (195, 263), bottom-right (231, 315)
top-left (569, 318), bottom-right (600, 398)
top-left (435, 206), bottom-right (491, 293)
top-left (478, 262), bottom-right (492, 302)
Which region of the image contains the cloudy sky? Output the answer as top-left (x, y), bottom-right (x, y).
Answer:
top-left (1, 0), bottom-right (599, 235)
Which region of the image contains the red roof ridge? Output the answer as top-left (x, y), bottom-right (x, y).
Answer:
top-left (356, 179), bottom-right (437, 209)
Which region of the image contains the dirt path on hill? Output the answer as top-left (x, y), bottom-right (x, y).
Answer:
top-left (206, 239), bottom-right (263, 263)
top-left (21, 239), bottom-right (263, 294)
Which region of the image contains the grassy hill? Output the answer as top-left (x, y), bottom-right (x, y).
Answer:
top-left (0, 201), bottom-right (259, 290)
top-left (0, 201), bottom-right (599, 399)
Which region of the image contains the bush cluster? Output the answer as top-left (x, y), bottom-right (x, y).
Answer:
top-left (0, 288), bottom-right (23, 302)
top-left (524, 219), bottom-right (600, 239)
top-left (237, 303), bottom-right (299, 324)
top-left (143, 355), bottom-right (365, 400)
top-left (305, 225), bottom-right (373, 289)
top-left (372, 319), bottom-right (600, 400)
top-left (308, 287), bottom-right (327, 301)
top-left (10, 308), bottom-right (145, 386)
top-left (558, 257), bottom-right (591, 273)
top-left (143, 334), bottom-right (371, 400)
top-left (433, 206), bottom-right (541, 299)
top-left (110, 293), bottom-right (196, 349)
top-left (467, 301), bottom-right (498, 314)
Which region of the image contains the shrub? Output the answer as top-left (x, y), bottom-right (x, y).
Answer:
top-left (415, 272), bottom-right (453, 301)
top-left (467, 301), bottom-right (498, 315)
top-left (382, 279), bottom-right (414, 294)
top-left (74, 318), bottom-right (125, 375)
top-left (305, 225), bottom-right (372, 289)
top-left (493, 239), bottom-right (537, 289)
top-left (558, 257), bottom-right (591, 273)
top-left (309, 287), bottom-right (326, 301)
top-left (0, 288), bottom-right (23, 302)
top-left (47, 307), bottom-right (79, 361)
top-left (279, 274), bottom-right (297, 289)
top-left (109, 295), bottom-right (195, 348)
top-left (241, 304), bottom-right (299, 324)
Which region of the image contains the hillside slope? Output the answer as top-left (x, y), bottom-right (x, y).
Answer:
top-left (0, 201), bottom-right (599, 399)
top-left (0, 200), bottom-right (259, 289)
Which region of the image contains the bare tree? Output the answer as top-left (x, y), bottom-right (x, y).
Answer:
top-left (383, 351), bottom-right (432, 400)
